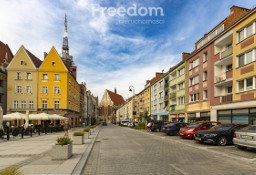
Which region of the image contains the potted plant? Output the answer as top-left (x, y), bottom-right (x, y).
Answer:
top-left (73, 131), bottom-right (85, 145)
top-left (51, 136), bottom-right (72, 160)
top-left (83, 128), bottom-right (90, 138)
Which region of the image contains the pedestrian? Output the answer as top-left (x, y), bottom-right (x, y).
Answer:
top-left (64, 120), bottom-right (70, 136)
top-left (147, 121), bottom-right (152, 131)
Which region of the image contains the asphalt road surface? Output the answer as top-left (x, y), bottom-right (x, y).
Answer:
top-left (83, 124), bottom-right (256, 175)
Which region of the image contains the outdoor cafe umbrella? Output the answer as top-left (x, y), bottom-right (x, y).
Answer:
top-left (29, 113), bottom-right (50, 120)
top-left (3, 112), bottom-right (25, 121)
top-left (49, 114), bottom-right (68, 120)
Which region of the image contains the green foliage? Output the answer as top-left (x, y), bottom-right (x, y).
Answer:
top-left (134, 122), bottom-right (146, 129)
top-left (90, 125), bottom-right (96, 129)
top-left (83, 128), bottom-right (90, 132)
top-left (0, 166), bottom-right (22, 175)
top-left (56, 136), bottom-right (72, 145)
top-left (73, 131), bottom-right (85, 136)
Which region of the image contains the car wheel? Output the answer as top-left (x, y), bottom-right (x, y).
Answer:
top-left (217, 136), bottom-right (227, 146)
top-left (236, 145), bottom-right (247, 150)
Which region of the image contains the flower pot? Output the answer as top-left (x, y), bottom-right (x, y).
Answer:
top-left (73, 135), bottom-right (84, 145)
top-left (51, 144), bottom-right (73, 160)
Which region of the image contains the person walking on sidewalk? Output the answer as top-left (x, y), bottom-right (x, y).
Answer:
top-left (64, 120), bottom-right (70, 136)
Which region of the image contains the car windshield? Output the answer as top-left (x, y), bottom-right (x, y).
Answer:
top-left (187, 123), bottom-right (201, 128)
top-left (209, 124), bottom-right (233, 131)
top-left (238, 125), bottom-right (256, 132)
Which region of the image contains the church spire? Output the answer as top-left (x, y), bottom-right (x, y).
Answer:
top-left (62, 14), bottom-right (69, 57)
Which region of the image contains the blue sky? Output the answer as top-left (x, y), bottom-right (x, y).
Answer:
top-left (0, 0), bottom-right (255, 100)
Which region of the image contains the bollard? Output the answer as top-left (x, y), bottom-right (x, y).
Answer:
top-left (21, 128), bottom-right (24, 138)
top-left (38, 128), bottom-right (41, 136)
top-left (6, 128), bottom-right (10, 141)
top-left (30, 128), bottom-right (33, 137)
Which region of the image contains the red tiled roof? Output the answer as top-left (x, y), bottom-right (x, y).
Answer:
top-left (106, 90), bottom-right (125, 106)
top-left (25, 49), bottom-right (42, 68)
top-left (0, 41), bottom-right (13, 64)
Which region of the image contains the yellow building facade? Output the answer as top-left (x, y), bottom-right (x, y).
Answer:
top-left (38, 47), bottom-right (80, 126)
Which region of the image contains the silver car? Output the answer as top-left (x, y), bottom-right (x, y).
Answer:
top-left (233, 125), bottom-right (256, 150)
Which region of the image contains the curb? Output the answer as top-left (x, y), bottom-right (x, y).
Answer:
top-left (71, 126), bottom-right (101, 175)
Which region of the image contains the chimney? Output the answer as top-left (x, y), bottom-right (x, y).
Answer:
top-left (70, 65), bottom-right (77, 80)
top-left (44, 52), bottom-right (48, 59)
top-left (182, 52), bottom-right (190, 60)
top-left (114, 88), bottom-right (117, 94)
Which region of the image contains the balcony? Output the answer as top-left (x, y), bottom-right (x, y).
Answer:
top-left (169, 92), bottom-right (176, 99)
top-left (215, 74), bottom-right (226, 83)
top-left (220, 94), bottom-right (232, 103)
top-left (159, 97), bottom-right (164, 103)
top-left (164, 95), bottom-right (169, 101)
top-left (221, 47), bottom-right (233, 59)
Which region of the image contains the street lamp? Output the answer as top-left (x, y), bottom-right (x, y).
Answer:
top-left (129, 85), bottom-right (135, 121)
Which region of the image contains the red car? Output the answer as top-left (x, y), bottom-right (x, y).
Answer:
top-left (179, 121), bottom-right (220, 139)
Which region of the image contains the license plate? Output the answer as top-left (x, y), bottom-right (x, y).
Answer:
top-left (179, 133), bottom-right (184, 135)
top-left (195, 137), bottom-right (201, 141)
top-left (241, 135), bottom-right (253, 139)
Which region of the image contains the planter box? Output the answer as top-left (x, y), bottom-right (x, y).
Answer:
top-left (73, 135), bottom-right (84, 145)
top-left (51, 144), bottom-right (73, 160)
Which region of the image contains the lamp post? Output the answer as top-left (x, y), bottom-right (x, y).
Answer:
top-left (129, 85), bottom-right (135, 122)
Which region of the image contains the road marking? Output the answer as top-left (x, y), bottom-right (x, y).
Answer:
top-left (169, 164), bottom-right (189, 175)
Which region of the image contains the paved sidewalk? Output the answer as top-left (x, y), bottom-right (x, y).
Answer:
top-left (0, 126), bottom-right (100, 175)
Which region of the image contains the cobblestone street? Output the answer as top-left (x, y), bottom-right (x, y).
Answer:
top-left (84, 124), bottom-right (256, 175)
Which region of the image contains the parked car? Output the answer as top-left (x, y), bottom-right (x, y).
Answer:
top-left (150, 121), bottom-right (164, 132)
top-left (162, 122), bottom-right (188, 135)
top-left (233, 125), bottom-right (256, 150)
top-left (179, 121), bottom-right (220, 139)
top-left (194, 124), bottom-right (247, 146)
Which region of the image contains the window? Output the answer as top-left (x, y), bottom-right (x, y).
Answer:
top-left (26, 73), bottom-right (31, 80)
top-left (54, 101), bottom-right (60, 109)
top-left (178, 96), bottom-right (185, 105)
top-left (203, 52), bottom-right (208, 62)
top-left (203, 90), bottom-right (208, 99)
top-left (42, 86), bottom-right (48, 94)
top-left (189, 75), bottom-right (199, 86)
top-left (227, 86), bottom-right (232, 94)
top-left (178, 67), bottom-right (185, 76)
top-left (54, 74), bottom-right (60, 81)
top-left (29, 101), bottom-right (34, 109)
top-left (42, 100), bottom-right (47, 109)
top-left (20, 61), bottom-right (26, 65)
top-left (178, 82), bottom-right (185, 90)
top-left (42, 74), bottom-right (48, 80)
top-left (226, 64), bottom-right (232, 71)
top-left (190, 93), bottom-right (199, 102)
top-left (238, 77), bottom-right (255, 92)
top-left (16, 72), bottom-right (22, 80)
top-left (16, 86), bottom-right (22, 93)
top-left (26, 86), bottom-right (32, 93)
top-left (237, 49), bottom-right (255, 67)
top-left (189, 59), bottom-right (199, 70)
top-left (54, 87), bottom-right (60, 94)
top-left (246, 23), bottom-right (253, 38)
top-left (13, 100), bottom-right (18, 109)
top-left (52, 62), bottom-right (56, 66)
top-left (21, 100), bottom-right (26, 109)
top-left (203, 71), bottom-right (208, 81)
top-left (237, 22), bottom-right (256, 42)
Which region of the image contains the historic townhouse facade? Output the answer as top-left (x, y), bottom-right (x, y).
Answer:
top-left (168, 60), bottom-right (186, 122)
top-left (7, 46), bottom-right (42, 118)
top-left (37, 47), bottom-right (80, 126)
top-left (99, 89), bottom-right (125, 122)
top-left (0, 41), bottom-right (13, 114)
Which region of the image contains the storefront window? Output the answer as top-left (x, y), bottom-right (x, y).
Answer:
top-left (218, 110), bottom-right (231, 115)
top-left (232, 109), bottom-right (249, 115)
top-left (232, 116), bottom-right (248, 124)
top-left (218, 116), bottom-right (231, 124)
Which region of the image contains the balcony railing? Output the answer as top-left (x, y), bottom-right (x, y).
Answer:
top-left (164, 95), bottom-right (169, 101)
top-left (221, 47), bottom-right (232, 59)
top-left (220, 94), bottom-right (232, 103)
top-left (215, 74), bottom-right (226, 83)
top-left (169, 92), bottom-right (176, 99)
